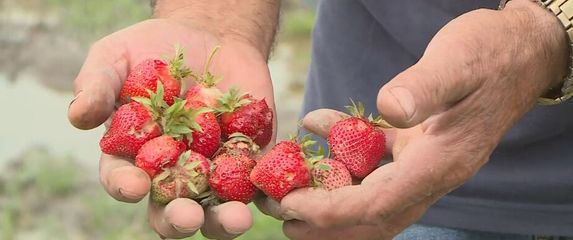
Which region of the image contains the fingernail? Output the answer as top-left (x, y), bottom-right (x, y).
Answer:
top-left (69, 91), bottom-right (83, 108)
top-left (171, 224), bottom-right (198, 234)
top-left (281, 210), bottom-right (300, 221)
top-left (118, 188), bottom-right (143, 200)
top-left (389, 87), bottom-right (415, 121)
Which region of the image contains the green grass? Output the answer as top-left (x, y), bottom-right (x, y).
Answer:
top-left (41, 0), bottom-right (150, 43)
top-left (281, 9), bottom-right (315, 40)
top-left (0, 147), bottom-right (286, 239)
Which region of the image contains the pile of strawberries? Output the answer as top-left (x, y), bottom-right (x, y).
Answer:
top-left (99, 46), bottom-right (390, 207)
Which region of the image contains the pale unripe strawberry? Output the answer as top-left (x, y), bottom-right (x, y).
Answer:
top-left (150, 150), bottom-right (211, 205)
top-left (311, 159), bottom-right (352, 191)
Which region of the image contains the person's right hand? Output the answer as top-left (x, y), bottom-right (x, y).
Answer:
top-left (68, 18), bottom-right (275, 239)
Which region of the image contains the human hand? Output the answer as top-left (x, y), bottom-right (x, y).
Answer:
top-left (257, 0), bottom-right (569, 239)
top-left (67, 18), bottom-right (275, 239)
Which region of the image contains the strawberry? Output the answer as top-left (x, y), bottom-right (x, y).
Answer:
top-left (249, 135), bottom-right (316, 201)
top-left (183, 100), bottom-right (221, 158)
top-left (120, 46), bottom-right (192, 105)
top-left (151, 150), bottom-right (211, 205)
top-left (134, 135), bottom-right (186, 178)
top-left (208, 134), bottom-right (259, 203)
top-left (327, 101), bottom-right (390, 179)
top-left (217, 88), bottom-right (273, 148)
top-left (184, 46), bottom-right (223, 108)
top-left (99, 83), bottom-right (167, 158)
top-left (311, 159), bottom-right (352, 191)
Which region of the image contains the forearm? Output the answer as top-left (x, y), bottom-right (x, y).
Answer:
top-left (152, 0), bottom-right (281, 59)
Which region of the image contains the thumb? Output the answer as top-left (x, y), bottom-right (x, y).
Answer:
top-left (377, 43), bottom-right (482, 128)
top-left (68, 40), bottom-right (129, 130)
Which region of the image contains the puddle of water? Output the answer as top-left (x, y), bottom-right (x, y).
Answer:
top-left (0, 74), bottom-right (104, 171)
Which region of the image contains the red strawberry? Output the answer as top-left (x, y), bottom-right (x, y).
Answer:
top-left (99, 101), bottom-right (161, 158)
top-left (184, 46), bottom-right (223, 107)
top-left (183, 100), bottom-right (221, 158)
top-left (99, 83), bottom-right (168, 158)
top-left (151, 150), bottom-right (211, 205)
top-left (250, 136), bottom-right (315, 201)
top-left (135, 135), bottom-right (186, 178)
top-left (311, 159), bottom-right (352, 191)
top-left (218, 89), bottom-right (273, 148)
top-left (209, 134), bottom-right (259, 203)
top-left (120, 46), bottom-right (192, 105)
top-left (327, 101), bottom-right (390, 179)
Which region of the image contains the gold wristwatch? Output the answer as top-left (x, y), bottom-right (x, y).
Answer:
top-left (500, 0), bottom-right (573, 105)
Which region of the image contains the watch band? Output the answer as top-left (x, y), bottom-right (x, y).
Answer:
top-left (500, 0), bottom-right (573, 105)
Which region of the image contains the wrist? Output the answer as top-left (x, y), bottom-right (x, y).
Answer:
top-left (152, 0), bottom-right (279, 60)
top-left (502, 0), bottom-right (570, 89)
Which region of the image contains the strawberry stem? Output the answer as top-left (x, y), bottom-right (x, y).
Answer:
top-left (168, 44), bottom-right (193, 81)
top-left (198, 46), bottom-right (222, 88)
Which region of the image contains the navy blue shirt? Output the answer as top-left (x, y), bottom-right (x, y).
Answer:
top-left (302, 0), bottom-right (573, 235)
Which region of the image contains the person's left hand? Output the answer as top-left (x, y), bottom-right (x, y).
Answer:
top-left (256, 0), bottom-right (569, 239)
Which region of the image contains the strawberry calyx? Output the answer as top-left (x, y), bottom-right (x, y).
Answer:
top-left (215, 88), bottom-right (252, 114)
top-left (161, 98), bottom-right (213, 141)
top-left (288, 133), bottom-right (328, 172)
top-left (165, 44), bottom-right (193, 81)
top-left (346, 99), bottom-right (393, 129)
top-left (192, 46), bottom-right (223, 88)
top-left (132, 81), bottom-right (168, 121)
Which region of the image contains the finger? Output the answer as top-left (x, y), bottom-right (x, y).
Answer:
top-left (377, 193), bottom-right (441, 238)
top-left (148, 198), bottom-right (204, 239)
top-left (68, 39), bottom-right (129, 130)
top-left (283, 220), bottom-right (386, 240)
top-left (99, 153), bottom-right (150, 203)
top-left (301, 108), bottom-right (396, 154)
top-left (282, 194), bottom-right (440, 240)
top-left (201, 201), bottom-right (253, 239)
top-left (376, 41), bottom-right (482, 128)
top-left (253, 194), bottom-right (282, 219)
top-left (280, 185), bottom-right (371, 228)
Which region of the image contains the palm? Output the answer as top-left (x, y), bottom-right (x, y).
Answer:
top-left (103, 19), bottom-right (274, 102)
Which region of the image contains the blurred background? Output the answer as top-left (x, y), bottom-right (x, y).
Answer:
top-left (0, 0), bottom-right (316, 239)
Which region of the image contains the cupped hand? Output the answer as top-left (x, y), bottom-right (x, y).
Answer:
top-left (258, 1), bottom-right (569, 239)
top-left (68, 18), bottom-right (275, 239)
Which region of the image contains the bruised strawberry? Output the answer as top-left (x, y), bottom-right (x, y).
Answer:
top-left (120, 46), bottom-right (192, 105)
top-left (99, 82), bottom-right (169, 158)
top-left (209, 134), bottom-right (259, 203)
top-left (99, 102), bottom-right (161, 158)
top-left (151, 150), bottom-right (211, 205)
top-left (135, 135), bottom-right (186, 178)
top-left (311, 159), bottom-right (352, 191)
top-left (217, 89), bottom-right (273, 148)
top-left (250, 136), bottom-right (316, 201)
top-left (183, 101), bottom-right (221, 158)
top-left (184, 46), bottom-right (223, 107)
top-left (328, 101), bottom-right (390, 179)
